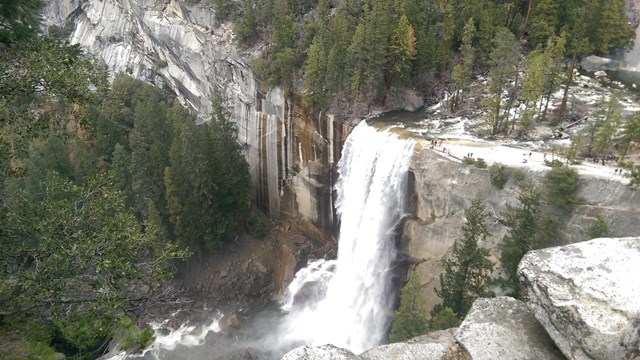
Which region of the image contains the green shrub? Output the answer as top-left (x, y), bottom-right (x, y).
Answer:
top-left (429, 307), bottom-right (461, 331)
top-left (543, 166), bottom-right (582, 215)
top-left (0, 320), bottom-right (57, 360)
top-left (154, 59), bottom-right (168, 69)
top-left (473, 158), bottom-right (487, 168)
top-left (543, 159), bottom-right (563, 168)
top-left (248, 213), bottom-right (271, 239)
top-left (116, 317), bottom-right (154, 353)
top-left (512, 168), bottom-right (526, 183)
top-left (462, 157), bottom-right (475, 165)
top-left (586, 215), bottom-right (610, 239)
top-left (26, 342), bottom-right (56, 360)
top-left (54, 312), bottom-right (112, 356)
top-left (489, 163), bottom-right (509, 189)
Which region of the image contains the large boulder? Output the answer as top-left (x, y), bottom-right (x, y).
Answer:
top-left (580, 55), bottom-right (618, 72)
top-left (280, 344), bottom-right (360, 360)
top-left (519, 237), bottom-right (640, 360)
top-left (218, 313), bottom-right (243, 335)
top-left (360, 328), bottom-right (459, 360)
top-left (455, 297), bottom-right (564, 360)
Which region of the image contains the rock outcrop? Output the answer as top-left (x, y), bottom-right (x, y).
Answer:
top-left (281, 344), bottom-right (360, 360)
top-left (42, 0), bottom-right (348, 232)
top-left (455, 297), bottom-right (564, 360)
top-left (581, 55), bottom-right (619, 72)
top-left (280, 329), bottom-right (463, 360)
top-left (360, 328), bottom-right (459, 360)
top-left (405, 147), bottom-right (640, 312)
top-left (518, 237), bottom-right (640, 360)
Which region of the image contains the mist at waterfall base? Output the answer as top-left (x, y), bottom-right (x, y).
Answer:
top-left (123, 121), bottom-right (415, 359)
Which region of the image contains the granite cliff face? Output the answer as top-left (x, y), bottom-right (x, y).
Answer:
top-left (405, 144), bottom-right (640, 312)
top-left (43, 0), bottom-right (346, 232)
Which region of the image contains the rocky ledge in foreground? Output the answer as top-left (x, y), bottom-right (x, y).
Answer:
top-left (518, 237), bottom-right (640, 360)
top-left (455, 297), bottom-right (564, 360)
top-left (280, 329), bottom-right (461, 360)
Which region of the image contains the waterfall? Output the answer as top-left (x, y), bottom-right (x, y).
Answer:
top-left (279, 121), bottom-right (416, 354)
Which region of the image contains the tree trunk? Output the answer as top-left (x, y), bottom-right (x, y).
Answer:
top-left (557, 51), bottom-right (578, 125)
top-left (520, 0), bottom-right (533, 40)
top-left (506, 0), bottom-right (521, 29)
top-left (557, 3), bottom-right (592, 125)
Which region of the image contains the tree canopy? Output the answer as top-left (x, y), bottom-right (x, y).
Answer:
top-left (388, 270), bottom-right (429, 343)
top-left (434, 199), bottom-right (494, 319)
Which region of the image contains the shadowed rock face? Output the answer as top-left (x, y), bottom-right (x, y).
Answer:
top-left (519, 237), bottom-right (640, 360)
top-left (454, 297), bottom-right (564, 360)
top-left (42, 0), bottom-right (348, 231)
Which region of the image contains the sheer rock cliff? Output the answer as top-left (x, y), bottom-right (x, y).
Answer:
top-left (43, 0), bottom-right (346, 234)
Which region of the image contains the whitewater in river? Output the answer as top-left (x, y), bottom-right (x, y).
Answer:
top-left (277, 121), bottom-right (416, 353)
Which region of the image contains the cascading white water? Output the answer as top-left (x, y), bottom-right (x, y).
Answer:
top-left (279, 120), bottom-right (415, 354)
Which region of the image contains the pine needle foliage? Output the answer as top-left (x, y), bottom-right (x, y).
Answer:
top-left (434, 199), bottom-right (494, 319)
top-left (388, 270), bottom-right (429, 343)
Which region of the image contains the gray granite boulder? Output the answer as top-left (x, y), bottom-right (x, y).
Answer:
top-left (281, 344), bottom-right (360, 360)
top-left (360, 328), bottom-right (458, 360)
top-left (519, 237), bottom-right (640, 360)
top-left (581, 55), bottom-right (618, 72)
top-left (455, 297), bottom-right (564, 360)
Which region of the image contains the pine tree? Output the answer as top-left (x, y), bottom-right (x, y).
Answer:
top-left (499, 181), bottom-right (552, 298)
top-left (518, 46), bottom-right (546, 133)
top-left (304, 34), bottom-right (328, 108)
top-left (0, 0), bottom-right (43, 45)
top-left (556, 1), bottom-right (594, 125)
top-left (384, 15), bottom-right (416, 100)
top-left (388, 270), bottom-right (429, 343)
top-left (528, 0), bottom-right (559, 47)
top-left (451, 18), bottom-right (476, 112)
top-left (540, 33), bottom-right (567, 122)
top-left (429, 306), bottom-right (461, 331)
top-left (543, 166), bottom-right (582, 215)
top-left (434, 199), bottom-right (494, 318)
top-left (349, 0), bottom-right (396, 105)
top-left (236, 0), bottom-right (257, 45)
top-left (325, 11), bottom-right (352, 99)
top-left (619, 111), bottom-right (640, 157)
top-left (483, 27), bottom-right (519, 135)
top-left (594, 0), bottom-right (634, 54)
top-left (128, 95), bottom-right (171, 220)
top-left (584, 93), bottom-right (622, 158)
top-left (164, 89), bottom-right (251, 249)
top-left (435, 0), bottom-right (455, 83)
top-left (402, 0), bottom-right (438, 78)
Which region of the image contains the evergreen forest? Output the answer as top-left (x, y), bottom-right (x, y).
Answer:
top-left (1, 0), bottom-right (640, 358)
top-left (215, 0), bottom-right (635, 118)
top-left (0, 1), bottom-right (252, 357)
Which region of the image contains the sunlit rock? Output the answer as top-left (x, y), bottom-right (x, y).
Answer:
top-left (455, 297), bottom-right (564, 360)
top-left (581, 55), bottom-right (617, 72)
top-left (360, 328), bottom-right (458, 360)
top-left (519, 237), bottom-right (640, 360)
top-left (281, 344), bottom-right (360, 360)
